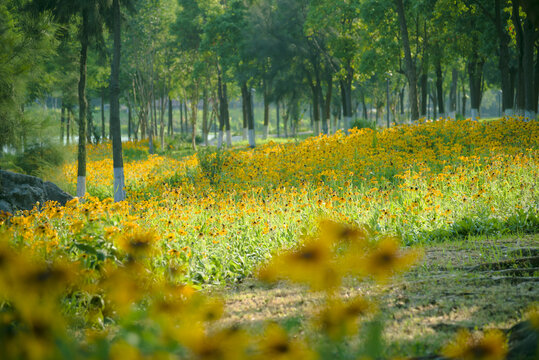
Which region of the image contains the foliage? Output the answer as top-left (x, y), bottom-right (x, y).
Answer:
top-left (13, 142), bottom-right (65, 176)
top-left (350, 118), bottom-right (377, 130)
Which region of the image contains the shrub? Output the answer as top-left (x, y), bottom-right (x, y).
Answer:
top-left (13, 142), bottom-right (65, 176)
top-left (351, 118), bottom-right (377, 130)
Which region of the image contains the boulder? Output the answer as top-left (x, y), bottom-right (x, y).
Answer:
top-left (0, 170), bottom-right (73, 213)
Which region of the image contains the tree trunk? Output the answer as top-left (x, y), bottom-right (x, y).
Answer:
top-left (495, 0), bottom-right (514, 115)
top-left (190, 96), bottom-right (197, 151)
top-left (263, 82), bottom-right (269, 139)
top-left (223, 83), bottom-right (232, 147)
top-left (168, 97), bottom-right (173, 136)
top-left (66, 108), bottom-right (71, 145)
top-left (128, 101), bottom-right (132, 141)
top-left (202, 87), bottom-right (209, 146)
top-left (77, 10), bottom-right (89, 198)
top-left (283, 101), bottom-right (289, 138)
top-left (241, 83), bottom-right (248, 140)
top-left (60, 106), bottom-right (65, 144)
top-left (101, 89), bottom-right (106, 140)
top-left (323, 73), bottom-right (332, 135)
top-left (535, 44), bottom-right (539, 114)
top-left (110, 0), bottom-right (125, 202)
top-left (311, 83), bottom-right (320, 136)
top-left (450, 68), bottom-right (458, 118)
top-left (513, 1), bottom-right (526, 115)
top-left (435, 59), bottom-right (444, 117)
top-left (395, 0), bottom-right (419, 121)
top-left (179, 100), bottom-right (184, 133)
top-left (340, 78), bottom-right (352, 131)
top-left (276, 101), bottom-right (280, 138)
top-left (159, 92), bottom-right (165, 150)
top-left (468, 55), bottom-right (484, 121)
top-left (217, 71), bottom-right (225, 149)
top-left (522, 19), bottom-right (536, 119)
top-left (247, 86), bottom-right (255, 147)
top-left (361, 90), bottom-right (368, 120)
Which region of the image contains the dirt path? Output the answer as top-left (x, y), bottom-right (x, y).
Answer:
top-left (214, 234), bottom-right (539, 357)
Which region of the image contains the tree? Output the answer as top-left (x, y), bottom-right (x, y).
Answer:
top-left (0, 2), bottom-right (57, 152)
top-left (394, 0), bottom-right (420, 121)
top-left (30, 0), bottom-right (108, 197)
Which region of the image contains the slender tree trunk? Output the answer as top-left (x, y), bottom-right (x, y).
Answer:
top-left (190, 95), bottom-right (197, 151)
top-left (468, 55), bottom-right (484, 121)
top-left (395, 0), bottom-right (419, 121)
top-left (276, 101), bottom-right (280, 137)
top-left (323, 74), bottom-right (332, 135)
top-left (495, 0), bottom-right (514, 115)
top-left (127, 101), bottom-right (132, 141)
top-left (179, 100), bottom-right (184, 134)
top-left (435, 59), bottom-right (444, 117)
top-left (87, 96), bottom-right (93, 144)
top-left (283, 101), bottom-right (289, 138)
top-left (522, 19), bottom-right (536, 119)
top-left (66, 108), bottom-right (71, 145)
top-left (247, 86), bottom-right (255, 147)
top-left (263, 82), bottom-right (269, 139)
top-left (159, 92), bottom-right (165, 150)
top-left (202, 87), bottom-right (209, 146)
top-left (450, 68), bottom-right (458, 118)
top-left (60, 106), bottom-right (65, 144)
top-left (241, 83), bottom-right (248, 140)
top-left (311, 83), bottom-right (320, 136)
top-left (100, 89), bottom-right (105, 140)
top-left (77, 10), bottom-right (89, 198)
top-left (168, 97), bottom-right (173, 136)
top-left (399, 86), bottom-right (405, 116)
top-left (217, 71), bottom-right (224, 149)
top-left (534, 44), bottom-right (539, 114)
top-left (513, 1), bottom-right (526, 115)
top-left (110, 0), bottom-right (125, 202)
top-left (224, 83), bottom-right (232, 147)
top-left (461, 82), bottom-right (467, 118)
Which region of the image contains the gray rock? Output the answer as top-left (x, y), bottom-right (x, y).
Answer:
top-left (0, 170), bottom-right (73, 213)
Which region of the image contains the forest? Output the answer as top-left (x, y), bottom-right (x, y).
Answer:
top-left (0, 0), bottom-right (539, 359)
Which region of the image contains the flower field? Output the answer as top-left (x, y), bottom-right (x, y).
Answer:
top-left (1, 118), bottom-right (538, 359)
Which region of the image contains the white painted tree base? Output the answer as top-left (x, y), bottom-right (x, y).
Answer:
top-left (248, 129), bottom-right (255, 148)
top-left (471, 108), bottom-right (479, 121)
top-left (524, 110), bottom-right (536, 121)
top-left (113, 167), bottom-right (126, 202)
top-left (344, 116), bottom-right (352, 133)
top-left (217, 130), bottom-right (223, 149)
top-left (77, 176), bottom-right (86, 198)
top-left (504, 109), bottom-right (513, 117)
top-left (226, 130), bottom-right (232, 147)
top-left (263, 125), bottom-right (268, 139)
top-left (449, 111), bottom-right (456, 119)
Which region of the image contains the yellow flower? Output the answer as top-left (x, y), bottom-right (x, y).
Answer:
top-left (318, 219), bottom-right (369, 249)
top-left (257, 323), bottom-right (317, 360)
top-left (314, 296), bottom-right (376, 340)
top-left (358, 236), bottom-right (421, 282)
top-left (183, 327), bottom-right (251, 360)
top-left (526, 303), bottom-right (539, 330)
top-left (442, 329), bottom-right (508, 360)
top-left (257, 236), bottom-right (339, 291)
top-left (117, 230), bottom-right (160, 259)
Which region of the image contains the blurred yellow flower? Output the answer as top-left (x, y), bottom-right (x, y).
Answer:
top-left (442, 329), bottom-right (508, 360)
